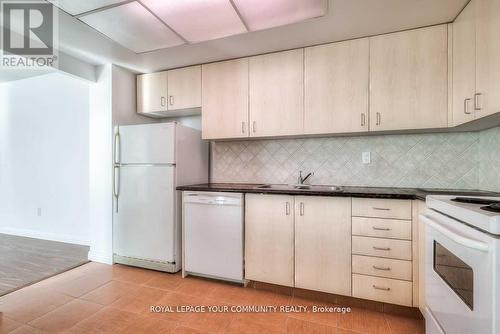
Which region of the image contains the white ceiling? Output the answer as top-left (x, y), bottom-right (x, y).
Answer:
top-left (51, 0), bottom-right (469, 74)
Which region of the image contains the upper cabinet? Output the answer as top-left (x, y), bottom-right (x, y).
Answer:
top-left (369, 25), bottom-right (449, 131)
top-left (304, 38), bottom-right (369, 135)
top-left (137, 71), bottom-right (168, 115)
top-left (249, 49), bottom-right (304, 137)
top-left (452, 0), bottom-right (500, 125)
top-left (137, 65), bottom-right (201, 117)
top-left (166, 65), bottom-right (201, 111)
top-left (202, 59), bottom-right (249, 140)
top-left (452, 1), bottom-right (476, 126)
top-left (474, 0), bottom-right (500, 118)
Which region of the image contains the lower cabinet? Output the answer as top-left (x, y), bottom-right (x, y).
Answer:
top-left (245, 194), bottom-right (352, 294)
top-left (295, 196), bottom-right (352, 295)
top-left (245, 194), bottom-right (295, 287)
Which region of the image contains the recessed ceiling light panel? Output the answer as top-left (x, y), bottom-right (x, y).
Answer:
top-left (233, 0), bottom-right (327, 31)
top-left (48, 0), bottom-right (128, 16)
top-left (80, 2), bottom-right (184, 53)
top-left (141, 0), bottom-right (247, 43)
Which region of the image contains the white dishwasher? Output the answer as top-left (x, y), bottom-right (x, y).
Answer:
top-left (183, 191), bottom-right (244, 283)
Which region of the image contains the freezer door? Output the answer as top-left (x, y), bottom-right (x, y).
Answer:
top-left (114, 165), bottom-right (176, 263)
top-left (117, 123), bottom-right (175, 164)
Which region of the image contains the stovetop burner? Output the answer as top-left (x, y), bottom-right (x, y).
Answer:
top-left (452, 197), bottom-right (500, 205)
top-left (482, 203), bottom-right (500, 213)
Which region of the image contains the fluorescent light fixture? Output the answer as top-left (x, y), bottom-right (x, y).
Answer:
top-left (48, 0), bottom-right (128, 16)
top-left (141, 0), bottom-right (247, 43)
top-left (80, 2), bottom-right (184, 53)
top-left (233, 0), bottom-right (327, 31)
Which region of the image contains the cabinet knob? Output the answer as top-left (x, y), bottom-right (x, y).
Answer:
top-left (161, 96), bottom-right (166, 107)
top-left (169, 96), bottom-right (174, 106)
top-left (373, 265), bottom-right (391, 271)
top-left (242, 122), bottom-right (246, 134)
top-left (299, 202), bottom-right (304, 216)
top-left (376, 112), bottom-right (381, 126)
top-left (372, 285), bottom-right (391, 291)
top-left (464, 98), bottom-right (472, 115)
top-left (373, 246), bottom-right (391, 251)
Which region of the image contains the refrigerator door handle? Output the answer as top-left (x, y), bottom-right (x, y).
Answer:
top-left (114, 166), bottom-right (120, 212)
top-left (113, 130), bottom-right (121, 165)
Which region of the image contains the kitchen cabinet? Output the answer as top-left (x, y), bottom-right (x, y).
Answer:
top-left (452, 0), bottom-right (500, 126)
top-left (295, 196), bottom-right (351, 295)
top-left (137, 66), bottom-right (201, 117)
top-left (202, 59), bottom-right (249, 140)
top-left (304, 38), bottom-right (369, 134)
top-left (137, 71), bottom-right (168, 114)
top-left (166, 65), bottom-right (201, 111)
top-left (245, 194), bottom-right (295, 287)
top-left (476, 0), bottom-right (500, 118)
top-left (452, 1), bottom-right (476, 126)
top-left (370, 25), bottom-right (448, 131)
top-left (249, 49), bottom-right (304, 137)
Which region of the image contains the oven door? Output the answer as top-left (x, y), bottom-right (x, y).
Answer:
top-left (421, 211), bottom-right (493, 334)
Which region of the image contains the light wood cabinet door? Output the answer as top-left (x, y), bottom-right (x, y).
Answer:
top-left (370, 25), bottom-right (448, 131)
top-left (202, 59), bottom-right (249, 139)
top-left (304, 38), bottom-right (369, 134)
top-left (245, 194), bottom-right (294, 287)
top-left (167, 65), bottom-right (201, 110)
top-left (295, 196), bottom-right (352, 295)
top-left (137, 71), bottom-right (168, 114)
top-left (476, 0), bottom-right (500, 118)
top-left (249, 49), bottom-right (304, 137)
top-left (452, 0), bottom-right (477, 126)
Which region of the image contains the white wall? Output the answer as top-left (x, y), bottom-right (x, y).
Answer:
top-left (0, 73), bottom-right (90, 245)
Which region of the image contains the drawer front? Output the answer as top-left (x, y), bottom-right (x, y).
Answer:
top-left (352, 255), bottom-right (412, 281)
top-left (352, 236), bottom-right (412, 260)
top-left (352, 217), bottom-right (411, 240)
top-left (352, 274), bottom-right (413, 306)
top-left (352, 198), bottom-right (411, 220)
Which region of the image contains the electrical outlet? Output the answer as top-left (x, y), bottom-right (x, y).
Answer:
top-left (37, 208), bottom-right (42, 217)
top-left (362, 152), bottom-right (371, 164)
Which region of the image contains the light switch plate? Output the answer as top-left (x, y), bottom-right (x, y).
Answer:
top-left (362, 152), bottom-right (371, 164)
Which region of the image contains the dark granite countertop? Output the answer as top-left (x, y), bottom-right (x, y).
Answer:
top-left (176, 183), bottom-right (500, 201)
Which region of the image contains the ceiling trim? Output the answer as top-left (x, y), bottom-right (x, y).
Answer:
top-left (229, 0), bottom-right (249, 32)
top-left (75, 0), bottom-right (135, 18)
top-left (137, 0), bottom-right (189, 44)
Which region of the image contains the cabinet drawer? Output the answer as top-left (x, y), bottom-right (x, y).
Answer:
top-left (352, 274), bottom-right (413, 306)
top-left (352, 255), bottom-right (412, 281)
top-left (352, 198), bottom-right (411, 219)
top-left (352, 217), bottom-right (411, 240)
top-left (352, 236), bottom-right (412, 260)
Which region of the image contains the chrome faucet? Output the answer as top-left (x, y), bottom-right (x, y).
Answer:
top-left (297, 171), bottom-right (314, 185)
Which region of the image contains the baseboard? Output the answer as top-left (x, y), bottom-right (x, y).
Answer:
top-left (0, 227), bottom-right (90, 246)
top-left (88, 251), bottom-right (113, 265)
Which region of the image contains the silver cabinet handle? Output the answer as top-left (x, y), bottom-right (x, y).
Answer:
top-left (376, 112), bottom-right (381, 126)
top-left (300, 202), bottom-right (304, 216)
top-left (373, 265), bottom-right (391, 271)
top-left (285, 202), bottom-right (290, 216)
top-left (373, 246), bottom-right (391, 251)
top-left (242, 122), bottom-right (246, 134)
top-left (373, 207), bottom-right (391, 211)
top-left (169, 96), bottom-right (174, 106)
top-left (252, 121), bottom-right (256, 133)
top-left (464, 98), bottom-right (472, 114)
top-left (113, 130), bottom-right (120, 165)
top-left (113, 166), bottom-right (120, 213)
top-left (474, 93), bottom-right (483, 111)
top-left (361, 113), bottom-right (366, 127)
top-left (161, 96), bottom-right (166, 107)
top-left (372, 285), bottom-right (391, 291)
top-left (372, 226), bottom-right (391, 231)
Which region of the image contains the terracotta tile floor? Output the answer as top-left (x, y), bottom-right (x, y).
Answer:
top-left (0, 262), bottom-right (424, 334)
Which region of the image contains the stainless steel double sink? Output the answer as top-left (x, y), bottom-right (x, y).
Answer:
top-left (253, 184), bottom-right (343, 192)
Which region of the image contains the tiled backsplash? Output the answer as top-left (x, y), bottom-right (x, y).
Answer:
top-left (211, 129), bottom-right (500, 190)
top-left (479, 126), bottom-right (500, 192)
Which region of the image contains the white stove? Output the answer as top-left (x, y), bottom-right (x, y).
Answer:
top-left (426, 195), bottom-right (500, 235)
top-left (421, 195), bottom-right (500, 334)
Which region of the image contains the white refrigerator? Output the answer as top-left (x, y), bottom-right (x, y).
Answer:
top-left (113, 122), bottom-right (208, 273)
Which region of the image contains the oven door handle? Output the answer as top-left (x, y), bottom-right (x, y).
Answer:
top-left (421, 214), bottom-right (489, 252)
